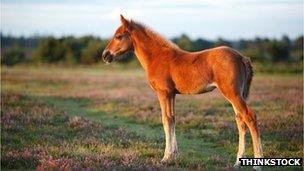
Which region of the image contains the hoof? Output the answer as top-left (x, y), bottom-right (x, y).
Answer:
top-left (253, 166), bottom-right (261, 171)
top-left (161, 158), bottom-right (171, 164)
top-left (233, 162), bottom-right (241, 170)
top-left (160, 158), bottom-right (175, 164)
top-left (161, 152), bottom-right (178, 164)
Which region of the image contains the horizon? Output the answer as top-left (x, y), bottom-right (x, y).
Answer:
top-left (1, 32), bottom-right (303, 42)
top-left (2, 0), bottom-right (303, 40)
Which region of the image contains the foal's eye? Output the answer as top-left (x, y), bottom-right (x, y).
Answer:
top-left (115, 35), bottom-right (123, 40)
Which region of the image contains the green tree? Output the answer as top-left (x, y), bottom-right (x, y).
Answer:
top-left (33, 37), bottom-right (65, 63)
top-left (254, 37), bottom-right (270, 62)
top-left (242, 48), bottom-right (258, 62)
top-left (193, 38), bottom-right (213, 51)
top-left (173, 34), bottom-right (195, 51)
top-left (60, 38), bottom-right (77, 64)
top-left (2, 45), bottom-right (26, 66)
top-left (291, 36), bottom-right (303, 61)
top-left (266, 40), bottom-right (290, 62)
top-left (214, 37), bottom-right (231, 47)
top-left (80, 40), bottom-right (102, 64)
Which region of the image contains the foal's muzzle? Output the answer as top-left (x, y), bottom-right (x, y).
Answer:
top-left (102, 50), bottom-right (114, 63)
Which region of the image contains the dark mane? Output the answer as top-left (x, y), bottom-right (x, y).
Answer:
top-left (130, 20), bottom-right (179, 49)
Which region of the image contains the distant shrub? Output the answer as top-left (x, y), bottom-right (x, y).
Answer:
top-left (80, 40), bottom-right (102, 64)
top-left (291, 36), bottom-right (303, 62)
top-left (173, 34), bottom-right (196, 51)
top-left (266, 41), bottom-right (290, 62)
top-left (33, 37), bottom-right (65, 63)
top-left (2, 46), bottom-right (26, 66)
top-left (242, 48), bottom-right (262, 62)
top-left (1, 34), bottom-right (303, 69)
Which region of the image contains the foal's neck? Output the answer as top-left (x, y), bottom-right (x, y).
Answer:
top-left (131, 28), bottom-right (180, 71)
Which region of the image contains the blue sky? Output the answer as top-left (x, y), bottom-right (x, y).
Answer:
top-left (2, 0), bottom-right (303, 40)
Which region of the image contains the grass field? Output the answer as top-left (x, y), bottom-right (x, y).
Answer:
top-left (1, 65), bottom-right (303, 170)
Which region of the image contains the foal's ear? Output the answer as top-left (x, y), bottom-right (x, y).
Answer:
top-left (120, 14), bottom-right (130, 30)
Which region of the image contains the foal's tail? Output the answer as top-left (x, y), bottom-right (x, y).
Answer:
top-left (242, 56), bottom-right (254, 100)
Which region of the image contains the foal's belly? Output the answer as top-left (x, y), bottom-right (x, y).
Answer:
top-left (175, 82), bottom-right (217, 94)
top-left (171, 61), bottom-right (215, 94)
top-left (196, 82), bottom-right (217, 94)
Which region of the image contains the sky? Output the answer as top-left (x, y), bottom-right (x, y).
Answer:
top-left (1, 0), bottom-right (303, 40)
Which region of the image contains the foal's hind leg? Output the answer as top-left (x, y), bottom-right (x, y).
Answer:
top-left (230, 96), bottom-right (263, 170)
top-left (217, 83), bottom-right (263, 170)
top-left (233, 114), bottom-right (246, 168)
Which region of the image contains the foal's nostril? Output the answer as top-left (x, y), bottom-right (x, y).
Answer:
top-left (102, 50), bottom-right (114, 63)
top-left (102, 50), bottom-right (110, 62)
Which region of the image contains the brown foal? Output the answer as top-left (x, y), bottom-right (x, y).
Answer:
top-left (102, 15), bottom-right (263, 170)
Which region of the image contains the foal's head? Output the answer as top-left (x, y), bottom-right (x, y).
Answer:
top-left (102, 15), bottom-right (134, 64)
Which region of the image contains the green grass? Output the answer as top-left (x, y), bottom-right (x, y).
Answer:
top-left (253, 61), bottom-right (303, 74)
top-left (1, 65), bottom-right (303, 170)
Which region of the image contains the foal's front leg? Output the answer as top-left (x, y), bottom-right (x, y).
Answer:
top-left (157, 91), bottom-right (178, 162)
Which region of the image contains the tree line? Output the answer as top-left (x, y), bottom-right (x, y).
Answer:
top-left (1, 33), bottom-right (303, 66)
